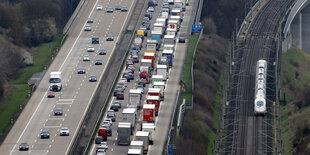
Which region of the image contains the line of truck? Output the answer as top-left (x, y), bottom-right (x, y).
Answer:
top-left (93, 0), bottom-right (187, 154)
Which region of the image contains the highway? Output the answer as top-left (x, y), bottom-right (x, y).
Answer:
top-left (88, 0), bottom-right (198, 154)
top-left (216, 0), bottom-right (295, 154)
top-left (0, 0), bottom-right (135, 154)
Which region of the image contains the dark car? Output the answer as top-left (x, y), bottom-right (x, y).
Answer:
top-left (115, 5), bottom-right (121, 10)
top-left (19, 143), bottom-right (29, 151)
top-left (113, 101), bottom-right (122, 108)
top-left (121, 6), bottom-right (128, 12)
top-left (77, 68), bottom-right (86, 74)
top-left (142, 17), bottom-right (150, 25)
top-left (99, 49), bottom-right (107, 55)
top-left (110, 103), bottom-right (119, 111)
top-left (40, 130), bottom-right (50, 139)
top-left (92, 37), bottom-right (99, 44)
top-left (116, 92), bottom-right (124, 100)
top-left (102, 125), bottom-right (112, 136)
top-left (126, 59), bottom-right (134, 67)
top-left (89, 75), bottom-right (97, 82)
top-left (145, 12), bottom-right (152, 19)
top-left (95, 136), bottom-right (104, 144)
top-left (95, 60), bottom-right (103, 65)
top-left (179, 36), bottom-right (185, 43)
top-left (123, 72), bottom-right (134, 82)
top-left (106, 7), bottom-right (114, 13)
top-left (131, 45), bottom-right (140, 52)
top-left (142, 22), bottom-right (150, 30)
top-left (137, 80), bottom-right (146, 87)
top-left (54, 108), bottom-right (63, 115)
top-left (113, 88), bottom-right (123, 96)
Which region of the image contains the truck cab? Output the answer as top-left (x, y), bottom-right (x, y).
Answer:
top-left (49, 72), bottom-right (62, 91)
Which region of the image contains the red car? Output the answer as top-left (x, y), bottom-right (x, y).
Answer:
top-left (47, 92), bottom-right (55, 98)
top-left (116, 92), bottom-right (124, 100)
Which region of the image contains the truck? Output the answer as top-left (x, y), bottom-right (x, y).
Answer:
top-left (98, 128), bottom-right (108, 141)
top-left (168, 19), bottom-right (179, 31)
top-left (118, 122), bottom-right (131, 145)
top-left (156, 17), bottom-right (168, 26)
top-left (141, 59), bottom-right (153, 70)
top-left (142, 123), bottom-right (155, 145)
top-left (146, 95), bottom-right (160, 115)
top-left (134, 37), bottom-right (143, 49)
top-left (166, 27), bottom-right (177, 36)
top-left (129, 89), bottom-right (142, 110)
top-left (154, 23), bottom-right (165, 33)
top-left (49, 72), bottom-right (62, 91)
top-left (143, 104), bottom-right (155, 122)
top-left (130, 140), bottom-right (144, 150)
top-left (137, 30), bottom-right (145, 37)
top-left (171, 9), bottom-right (181, 16)
top-left (147, 39), bottom-right (159, 51)
top-left (127, 149), bottom-right (143, 155)
top-left (163, 44), bottom-right (175, 50)
top-left (158, 56), bottom-right (169, 66)
top-left (134, 131), bottom-right (150, 154)
top-left (156, 65), bottom-right (168, 80)
top-left (153, 82), bottom-right (166, 101)
top-left (151, 30), bottom-right (162, 43)
top-left (161, 11), bottom-right (169, 19)
top-left (168, 0), bottom-right (174, 5)
top-left (164, 35), bottom-right (176, 45)
top-left (162, 49), bottom-right (174, 67)
top-left (148, 87), bottom-right (164, 101)
top-left (151, 75), bottom-right (164, 84)
top-left (144, 53), bottom-right (155, 68)
top-left (123, 108), bottom-right (136, 129)
top-left (170, 15), bottom-right (182, 23)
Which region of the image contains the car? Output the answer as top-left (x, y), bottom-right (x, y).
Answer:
top-left (145, 12), bottom-right (152, 19)
top-left (97, 149), bottom-right (106, 154)
top-left (101, 125), bottom-right (112, 136)
top-left (142, 22), bottom-right (150, 30)
top-left (77, 68), bottom-right (86, 74)
top-left (132, 54), bottom-right (139, 63)
top-left (47, 92), bottom-right (55, 98)
top-left (106, 7), bottom-right (114, 13)
top-left (116, 84), bottom-right (125, 91)
top-left (137, 80), bottom-right (146, 87)
top-left (116, 92), bottom-right (124, 100)
top-left (110, 103), bottom-right (119, 111)
top-left (54, 108), bottom-right (63, 115)
top-left (92, 37), bottom-right (99, 44)
top-left (83, 55), bottom-right (90, 61)
top-left (86, 18), bottom-right (93, 23)
top-left (137, 84), bottom-right (144, 94)
top-left (19, 143), bottom-right (29, 151)
top-left (121, 6), bottom-right (128, 12)
top-left (106, 34), bottom-right (114, 41)
top-left (97, 5), bottom-right (103, 10)
top-left (123, 72), bottom-right (134, 82)
top-left (99, 49), bottom-right (107, 55)
top-left (115, 5), bottom-right (121, 10)
top-left (100, 142), bottom-right (108, 150)
top-left (147, 7), bottom-right (154, 12)
top-left (40, 130), bottom-right (50, 139)
top-left (113, 88), bottom-right (123, 96)
top-left (107, 110), bottom-right (116, 122)
top-left (95, 136), bottom-right (104, 144)
top-left (89, 75), bottom-right (97, 82)
top-left (179, 36), bottom-right (185, 43)
top-left (113, 101), bottom-right (122, 108)
top-left (142, 17), bottom-right (150, 24)
top-left (102, 120), bottom-right (112, 127)
top-left (126, 59), bottom-right (134, 67)
top-left (84, 25), bottom-right (91, 31)
top-left (105, 118), bottom-right (113, 125)
top-left (95, 60), bottom-right (103, 65)
top-left (87, 46), bottom-right (95, 52)
top-left (60, 127), bottom-right (69, 136)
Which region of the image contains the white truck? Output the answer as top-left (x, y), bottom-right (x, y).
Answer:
top-left (134, 131), bottom-right (150, 154)
top-left (142, 123), bottom-right (155, 145)
top-left (156, 17), bottom-right (167, 26)
top-left (49, 72), bottom-right (62, 91)
top-left (141, 59), bottom-right (153, 70)
top-left (163, 44), bottom-right (175, 50)
top-left (130, 140), bottom-right (144, 150)
top-left (127, 149), bottom-right (143, 155)
top-left (151, 75), bottom-right (164, 85)
top-left (129, 89), bottom-right (142, 110)
top-left (164, 35), bottom-right (176, 45)
top-left (156, 65), bottom-right (168, 80)
top-left (123, 108), bottom-right (136, 129)
top-left (153, 81), bottom-right (166, 100)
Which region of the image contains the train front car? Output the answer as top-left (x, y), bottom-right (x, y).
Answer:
top-left (254, 60), bottom-right (267, 115)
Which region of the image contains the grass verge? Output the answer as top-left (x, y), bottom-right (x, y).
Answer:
top-left (181, 34), bottom-right (200, 106)
top-left (12, 34), bottom-right (64, 84)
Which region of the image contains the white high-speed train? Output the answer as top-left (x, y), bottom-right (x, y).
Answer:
top-left (254, 60), bottom-right (267, 115)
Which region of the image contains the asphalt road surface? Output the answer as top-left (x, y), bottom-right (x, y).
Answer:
top-left (0, 0), bottom-right (135, 154)
top-left (89, 0), bottom-right (198, 154)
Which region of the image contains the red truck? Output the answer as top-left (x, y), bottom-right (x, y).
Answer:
top-left (139, 71), bottom-right (150, 84)
top-left (98, 128), bottom-right (108, 141)
top-left (147, 95), bottom-right (160, 116)
top-left (143, 104), bottom-right (155, 122)
top-left (144, 53), bottom-right (155, 68)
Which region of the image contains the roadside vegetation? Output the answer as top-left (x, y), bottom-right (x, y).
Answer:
top-left (175, 0), bottom-right (250, 154)
top-left (280, 46), bottom-right (310, 154)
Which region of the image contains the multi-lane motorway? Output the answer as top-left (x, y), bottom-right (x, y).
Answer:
top-left (0, 0), bottom-right (135, 154)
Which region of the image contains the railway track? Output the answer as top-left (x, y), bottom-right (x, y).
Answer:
top-left (216, 0), bottom-right (296, 154)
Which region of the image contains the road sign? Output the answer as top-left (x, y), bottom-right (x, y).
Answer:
top-left (167, 144), bottom-right (176, 154)
top-left (192, 24), bottom-right (202, 33)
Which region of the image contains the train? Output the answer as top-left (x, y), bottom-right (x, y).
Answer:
top-left (254, 59), bottom-right (267, 115)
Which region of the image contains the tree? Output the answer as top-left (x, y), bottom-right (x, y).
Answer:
top-left (202, 18), bottom-right (217, 35)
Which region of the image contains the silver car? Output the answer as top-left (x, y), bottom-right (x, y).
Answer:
top-left (84, 25), bottom-right (91, 31)
top-left (106, 7), bottom-right (114, 13)
top-left (83, 55), bottom-right (90, 61)
top-left (60, 127), bottom-right (69, 136)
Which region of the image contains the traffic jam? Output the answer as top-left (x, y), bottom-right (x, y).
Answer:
top-left (94, 0), bottom-right (187, 154)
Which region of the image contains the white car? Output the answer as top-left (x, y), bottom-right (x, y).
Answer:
top-left (84, 25), bottom-right (91, 31)
top-left (83, 55), bottom-right (90, 61)
top-left (97, 5), bottom-right (103, 10)
top-left (102, 120), bottom-right (112, 126)
top-left (100, 142), bottom-right (108, 149)
top-left (60, 127), bottom-right (69, 136)
top-left (147, 7), bottom-right (154, 12)
top-left (87, 46), bottom-right (95, 52)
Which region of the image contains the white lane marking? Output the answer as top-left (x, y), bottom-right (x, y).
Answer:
top-left (9, 89), bottom-right (49, 155)
top-left (58, 99), bottom-right (74, 102)
top-left (89, 142), bottom-right (97, 155)
top-left (44, 125), bottom-right (61, 128)
top-left (56, 102), bottom-right (72, 105)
